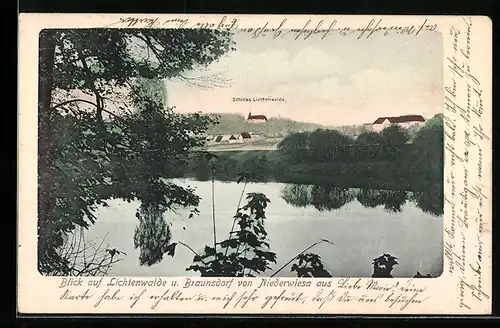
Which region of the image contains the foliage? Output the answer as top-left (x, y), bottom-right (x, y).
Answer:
top-left (272, 115), bottom-right (444, 193)
top-left (405, 124), bottom-right (423, 142)
top-left (371, 254), bottom-right (433, 278)
top-left (308, 129), bottom-right (355, 162)
top-left (38, 28), bottom-right (235, 275)
top-left (159, 178), bottom-right (336, 279)
top-left (372, 254), bottom-right (399, 278)
top-left (38, 28), bottom-right (442, 279)
top-left (188, 148), bottom-right (444, 208)
top-left (132, 180), bottom-right (436, 278)
top-left (186, 192), bottom-right (277, 277)
top-left (424, 113), bottom-right (444, 128)
top-left (380, 125), bottom-right (409, 146)
top-left (277, 127), bottom-right (411, 163)
top-left (277, 132), bottom-right (310, 163)
top-left (377, 125), bottom-right (409, 158)
top-left (47, 29), bottom-right (235, 91)
top-left (395, 114), bottom-right (444, 190)
top-left (355, 131), bottom-right (384, 145)
top-left (291, 253), bottom-right (332, 278)
top-left (372, 254), bottom-right (432, 278)
top-left (408, 116), bottom-right (444, 181)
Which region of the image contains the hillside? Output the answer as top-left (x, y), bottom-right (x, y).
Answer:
top-left (205, 113), bottom-right (325, 137)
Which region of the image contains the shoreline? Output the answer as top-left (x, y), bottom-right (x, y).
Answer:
top-left (186, 149), bottom-right (443, 193)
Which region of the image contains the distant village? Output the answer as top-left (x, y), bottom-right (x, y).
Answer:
top-left (206, 112), bottom-right (427, 146)
top-left (206, 112), bottom-right (269, 145)
top-left (206, 132), bottom-right (267, 145)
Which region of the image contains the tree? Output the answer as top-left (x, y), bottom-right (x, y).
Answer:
top-left (424, 113), bottom-right (444, 128)
top-left (277, 131), bottom-right (310, 163)
top-left (37, 28), bottom-right (235, 275)
top-left (407, 116), bottom-right (444, 189)
top-left (405, 124), bottom-right (423, 142)
top-left (380, 125), bottom-right (409, 146)
top-left (379, 125), bottom-right (409, 158)
top-left (355, 131), bottom-right (384, 145)
top-left (354, 131), bottom-right (385, 159)
top-left (308, 129), bottom-right (354, 162)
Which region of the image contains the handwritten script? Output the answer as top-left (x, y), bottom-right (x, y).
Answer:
top-left (18, 15), bottom-right (492, 315)
top-left (57, 277), bottom-right (430, 311)
top-left (106, 16), bottom-right (437, 40)
top-left (443, 17), bottom-right (490, 312)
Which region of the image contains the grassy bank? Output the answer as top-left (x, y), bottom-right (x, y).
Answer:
top-left (185, 150), bottom-right (441, 192)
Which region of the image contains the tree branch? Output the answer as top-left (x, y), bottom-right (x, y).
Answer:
top-left (135, 33), bottom-right (231, 90)
top-left (270, 239), bottom-right (334, 278)
top-left (178, 241), bottom-right (201, 258)
top-left (74, 47), bottom-right (104, 120)
top-left (50, 98), bottom-right (121, 120)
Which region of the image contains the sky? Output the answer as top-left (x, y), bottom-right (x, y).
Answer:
top-left (164, 30), bottom-right (443, 126)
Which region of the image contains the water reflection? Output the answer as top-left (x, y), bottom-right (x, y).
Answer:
top-left (357, 188), bottom-right (408, 213)
top-left (133, 204), bottom-right (172, 266)
top-left (410, 185), bottom-right (444, 217)
top-left (379, 190), bottom-right (407, 213)
top-left (310, 186), bottom-right (355, 211)
top-left (281, 184), bottom-right (443, 216)
top-left (281, 184), bottom-right (311, 208)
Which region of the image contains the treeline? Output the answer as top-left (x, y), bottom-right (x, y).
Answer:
top-left (277, 114), bottom-right (444, 190)
top-left (278, 114), bottom-right (442, 163)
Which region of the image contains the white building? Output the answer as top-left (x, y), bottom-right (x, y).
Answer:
top-left (371, 115), bottom-right (425, 132)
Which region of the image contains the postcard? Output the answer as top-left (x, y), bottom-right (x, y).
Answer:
top-left (17, 14), bottom-right (492, 315)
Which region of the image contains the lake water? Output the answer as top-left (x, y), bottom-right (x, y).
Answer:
top-left (83, 179), bottom-right (444, 278)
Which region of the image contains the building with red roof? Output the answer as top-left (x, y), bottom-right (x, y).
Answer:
top-left (247, 112), bottom-right (268, 123)
top-left (370, 115), bottom-right (426, 132)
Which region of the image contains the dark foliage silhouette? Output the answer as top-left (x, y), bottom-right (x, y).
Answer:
top-left (185, 192), bottom-right (277, 277)
top-left (38, 28), bottom-right (235, 275)
top-left (291, 253), bottom-right (332, 278)
top-left (372, 254), bottom-right (399, 278)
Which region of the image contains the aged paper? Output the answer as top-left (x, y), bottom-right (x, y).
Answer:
top-left (18, 14), bottom-right (492, 315)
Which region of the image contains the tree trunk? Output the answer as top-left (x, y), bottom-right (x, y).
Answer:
top-left (37, 30), bottom-right (56, 273)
